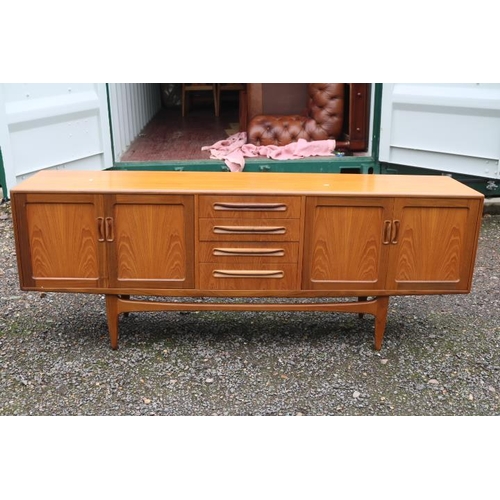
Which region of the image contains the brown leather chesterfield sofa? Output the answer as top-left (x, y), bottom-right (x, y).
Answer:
top-left (246, 83), bottom-right (370, 152)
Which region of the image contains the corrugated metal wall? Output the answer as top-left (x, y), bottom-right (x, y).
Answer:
top-left (108, 83), bottom-right (162, 161)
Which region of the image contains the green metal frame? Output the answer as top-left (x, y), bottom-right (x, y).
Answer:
top-left (111, 155), bottom-right (378, 174)
top-left (109, 84), bottom-right (384, 175)
top-left (105, 83), bottom-right (117, 165)
top-left (0, 148), bottom-right (8, 202)
top-left (381, 162), bottom-right (500, 198)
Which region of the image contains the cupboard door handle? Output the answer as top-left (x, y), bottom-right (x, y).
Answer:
top-left (213, 202), bottom-right (287, 212)
top-left (391, 220), bottom-right (400, 244)
top-left (105, 217), bottom-right (114, 242)
top-left (213, 270), bottom-right (285, 279)
top-left (97, 217), bottom-right (105, 242)
top-left (213, 247), bottom-right (285, 257)
top-left (213, 225), bottom-right (286, 235)
top-left (383, 220), bottom-right (392, 245)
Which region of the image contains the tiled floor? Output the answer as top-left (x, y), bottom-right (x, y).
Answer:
top-left (120, 101), bottom-right (240, 162)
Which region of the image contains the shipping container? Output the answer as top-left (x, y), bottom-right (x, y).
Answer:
top-left (1, 82), bottom-right (499, 201)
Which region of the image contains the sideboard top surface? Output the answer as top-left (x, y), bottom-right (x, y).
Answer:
top-left (11, 171), bottom-right (484, 199)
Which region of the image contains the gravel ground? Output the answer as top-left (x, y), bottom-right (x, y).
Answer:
top-left (1, 200), bottom-right (499, 416)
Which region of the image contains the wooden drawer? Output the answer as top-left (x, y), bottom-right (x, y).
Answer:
top-left (199, 195), bottom-right (301, 219)
top-left (199, 242), bottom-right (299, 263)
top-left (199, 263), bottom-right (299, 290)
top-left (199, 218), bottom-right (300, 242)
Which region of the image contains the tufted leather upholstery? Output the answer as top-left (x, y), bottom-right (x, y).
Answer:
top-left (247, 83), bottom-right (345, 147)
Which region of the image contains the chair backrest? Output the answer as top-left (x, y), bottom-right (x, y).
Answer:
top-left (304, 83), bottom-right (345, 140)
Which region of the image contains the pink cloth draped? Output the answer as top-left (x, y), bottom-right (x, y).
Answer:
top-left (201, 132), bottom-right (336, 172)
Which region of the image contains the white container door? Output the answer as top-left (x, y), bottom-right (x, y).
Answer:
top-left (0, 83), bottom-right (113, 192)
top-left (379, 83), bottom-right (500, 180)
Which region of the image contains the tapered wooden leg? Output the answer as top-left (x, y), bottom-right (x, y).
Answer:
top-left (358, 296), bottom-right (368, 318)
top-left (374, 296), bottom-right (389, 351)
top-left (105, 295), bottom-right (120, 350)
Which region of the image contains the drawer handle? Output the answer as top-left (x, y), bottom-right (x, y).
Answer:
top-left (213, 247), bottom-right (285, 257)
top-left (383, 220), bottom-right (391, 245)
top-left (213, 270), bottom-right (285, 279)
top-left (213, 225), bottom-right (286, 235)
top-left (213, 202), bottom-right (287, 212)
top-left (97, 217), bottom-right (105, 242)
top-left (105, 217), bottom-right (114, 242)
top-left (391, 220), bottom-right (400, 244)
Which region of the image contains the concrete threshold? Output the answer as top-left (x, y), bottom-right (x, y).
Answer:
top-left (484, 198), bottom-right (500, 215)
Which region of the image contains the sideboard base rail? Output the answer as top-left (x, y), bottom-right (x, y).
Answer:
top-left (105, 294), bottom-right (390, 351)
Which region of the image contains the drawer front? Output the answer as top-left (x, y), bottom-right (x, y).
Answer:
top-left (199, 195), bottom-right (301, 219)
top-left (199, 218), bottom-right (300, 241)
top-left (199, 263), bottom-right (299, 290)
top-left (199, 242), bottom-right (299, 263)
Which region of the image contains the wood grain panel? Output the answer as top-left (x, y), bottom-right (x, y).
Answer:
top-left (115, 204), bottom-right (185, 280)
top-left (385, 199), bottom-right (480, 293)
top-left (393, 207), bottom-right (466, 282)
top-left (303, 198), bottom-right (393, 290)
top-left (310, 207), bottom-right (383, 281)
top-left (109, 197), bottom-right (194, 288)
top-left (27, 202), bottom-right (99, 280)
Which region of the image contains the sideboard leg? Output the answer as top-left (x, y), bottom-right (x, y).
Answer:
top-left (374, 296), bottom-right (390, 351)
top-left (105, 295), bottom-right (120, 350)
top-left (358, 296), bottom-right (368, 318)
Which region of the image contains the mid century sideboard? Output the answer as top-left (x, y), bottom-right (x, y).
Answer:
top-left (10, 171), bottom-right (484, 350)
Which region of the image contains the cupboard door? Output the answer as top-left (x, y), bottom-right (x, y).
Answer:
top-left (107, 195), bottom-right (194, 289)
top-left (386, 198), bottom-right (483, 292)
top-left (12, 193), bottom-right (105, 289)
top-left (302, 197), bottom-right (393, 291)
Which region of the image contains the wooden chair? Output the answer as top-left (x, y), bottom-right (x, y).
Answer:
top-left (216, 83), bottom-right (246, 116)
top-left (181, 84), bottom-right (218, 117)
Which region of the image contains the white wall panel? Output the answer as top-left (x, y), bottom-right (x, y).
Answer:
top-left (380, 83), bottom-right (500, 179)
top-left (108, 83), bottom-right (162, 161)
top-left (0, 83), bottom-right (112, 191)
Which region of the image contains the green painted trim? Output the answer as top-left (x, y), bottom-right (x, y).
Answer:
top-left (0, 148), bottom-right (8, 201)
top-left (380, 162), bottom-right (500, 197)
top-left (371, 83), bottom-right (383, 163)
top-left (111, 155), bottom-right (378, 174)
top-left (105, 83), bottom-right (116, 164)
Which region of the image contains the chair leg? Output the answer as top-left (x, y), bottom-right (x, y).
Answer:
top-left (181, 85), bottom-right (187, 117)
top-left (214, 84), bottom-right (219, 117)
top-left (182, 84), bottom-right (218, 117)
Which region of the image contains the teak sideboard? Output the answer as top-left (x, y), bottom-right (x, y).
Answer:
top-left (10, 171), bottom-right (484, 350)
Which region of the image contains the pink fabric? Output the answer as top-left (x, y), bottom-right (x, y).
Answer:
top-left (201, 132), bottom-right (248, 172)
top-left (202, 132), bottom-right (336, 172)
